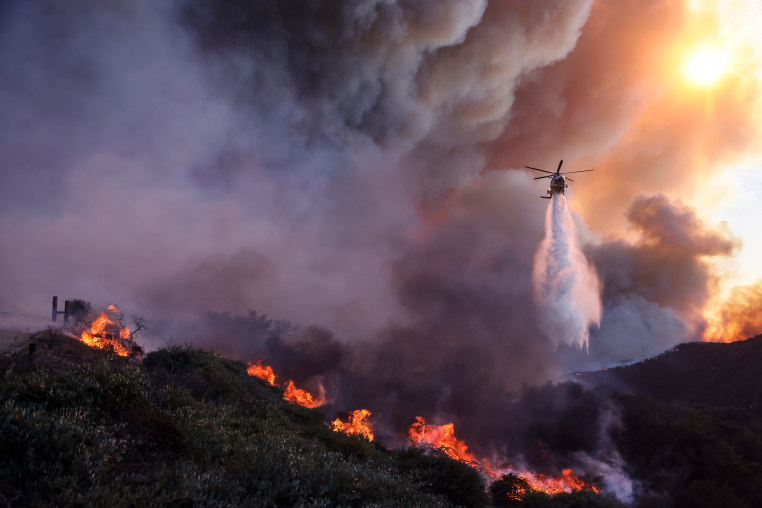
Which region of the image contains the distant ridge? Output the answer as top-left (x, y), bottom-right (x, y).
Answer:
top-left (580, 335), bottom-right (762, 418)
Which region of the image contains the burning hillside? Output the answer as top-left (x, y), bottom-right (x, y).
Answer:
top-left (243, 359), bottom-right (603, 498)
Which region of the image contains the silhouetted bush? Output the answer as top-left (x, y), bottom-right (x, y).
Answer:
top-left (395, 447), bottom-right (489, 507)
top-left (490, 473), bottom-right (531, 506)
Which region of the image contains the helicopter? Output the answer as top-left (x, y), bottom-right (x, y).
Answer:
top-left (524, 160), bottom-right (594, 199)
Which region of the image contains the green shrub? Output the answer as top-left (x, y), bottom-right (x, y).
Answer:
top-left (0, 346), bottom-right (460, 506)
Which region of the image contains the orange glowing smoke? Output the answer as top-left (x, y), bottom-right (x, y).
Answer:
top-left (247, 361), bottom-right (276, 385)
top-left (703, 281), bottom-right (762, 342)
top-left (332, 409), bottom-right (374, 441)
top-left (79, 305), bottom-right (131, 357)
top-left (246, 360), bottom-right (326, 409)
top-left (408, 416), bottom-right (481, 466)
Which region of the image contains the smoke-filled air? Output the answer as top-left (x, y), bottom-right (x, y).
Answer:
top-left (533, 194), bottom-right (601, 349)
top-left (3, 0), bottom-right (762, 505)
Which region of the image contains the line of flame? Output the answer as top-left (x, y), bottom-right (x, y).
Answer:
top-left (246, 360), bottom-right (326, 409)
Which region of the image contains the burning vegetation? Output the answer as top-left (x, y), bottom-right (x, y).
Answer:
top-left (246, 359), bottom-right (326, 408)
top-left (77, 305), bottom-right (141, 358)
top-left (246, 360), bottom-right (275, 385)
top-left (243, 361), bottom-right (602, 498)
top-left (331, 409), bottom-right (375, 442)
top-left (408, 416), bottom-right (481, 466)
top-left (407, 416), bottom-right (599, 498)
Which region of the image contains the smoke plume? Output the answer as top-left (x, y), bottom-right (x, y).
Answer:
top-left (533, 194), bottom-right (601, 349)
top-left (704, 280), bottom-right (762, 342)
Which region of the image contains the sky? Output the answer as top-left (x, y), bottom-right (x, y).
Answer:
top-left (2, 0), bottom-right (762, 383)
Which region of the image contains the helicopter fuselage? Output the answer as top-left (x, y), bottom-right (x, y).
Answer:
top-left (548, 174), bottom-right (567, 196)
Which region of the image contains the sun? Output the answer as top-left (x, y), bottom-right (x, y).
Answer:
top-left (682, 45), bottom-right (730, 86)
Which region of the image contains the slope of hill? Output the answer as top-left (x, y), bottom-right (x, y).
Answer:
top-left (1, 332), bottom-right (627, 507)
top-left (579, 335), bottom-right (762, 419)
top-left (9, 331), bottom-right (762, 506)
top-left (0, 333), bottom-right (491, 507)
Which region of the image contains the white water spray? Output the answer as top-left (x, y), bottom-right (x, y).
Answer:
top-left (533, 194), bottom-right (602, 349)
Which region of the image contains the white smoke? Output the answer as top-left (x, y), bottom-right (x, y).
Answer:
top-left (533, 194), bottom-right (601, 349)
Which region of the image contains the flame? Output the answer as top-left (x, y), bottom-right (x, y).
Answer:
top-left (246, 359), bottom-right (326, 408)
top-left (510, 468), bottom-right (600, 496)
top-left (408, 417), bottom-right (599, 496)
top-left (247, 361), bottom-right (276, 385)
top-left (408, 416), bottom-right (482, 466)
top-left (332, 409), bottom-right (374, 441)
top-left (283, 380), bottom-right (326, 409)
top-left (78, 305), bottom-right (131, 357)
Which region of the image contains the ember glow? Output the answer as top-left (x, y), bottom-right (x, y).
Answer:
top-left (78, 305), bottom-right (132, 357)
top-left (513, 468), bottom-right (601, 496)
top-left (331, 409), bottom-right (374, 441)
top-left (246, 360), bottom-right (325, 409)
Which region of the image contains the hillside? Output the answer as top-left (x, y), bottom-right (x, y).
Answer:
top-left (0, 332), bottom-right (623, 507)
top-left (5, 331), bottom-right (762, 506)
top-left (579, 335), bottom-right (762, 419)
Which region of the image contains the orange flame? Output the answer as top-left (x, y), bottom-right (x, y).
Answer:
top-left (78, 305), bottom-right (131, 357)
top-left (408, 416), bottom-right (482, 466)
top-left (283, 380), bottom-right (326, 408)
top-left (511, 468), bottom-right (600, 496)
top-left (332, 409), bottom-right (374, 441)
top-left (246, 360), bottom-right (326, 408)
top-left (247, 361), bottom-right (276, 385)
top-left (408, 417), bottom-right (599, 495)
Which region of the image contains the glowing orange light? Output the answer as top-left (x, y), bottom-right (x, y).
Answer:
top-left (332, 409), bottom-right (375, 441)
top-left (408, 416), bottom-right (481, 465)
top-left (247, 361), bottom-right (276, 385)
top-left (682, 45), bottom-right (730, 86)
top-left (408, 417), bottom-right (599, 495)
top-left (78, 305), bottom-right (131, 357)
top-left (283, 380), bottom-right (326, 408)
top-left (246, 360), bottom-right (326, 408)
top-left (512, 468), bottom-right (601, 496)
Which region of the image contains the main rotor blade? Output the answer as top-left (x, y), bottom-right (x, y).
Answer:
top-left (524, 165), bottom-right (555, 174)
top-left (566, 177), bottom-right (574, 182)
top-left (560, 169), bottom-right (594, 174)
top-left (557, 160), bottom-right (564, 172)
top-left (534, 175), bottom-right (552, 180)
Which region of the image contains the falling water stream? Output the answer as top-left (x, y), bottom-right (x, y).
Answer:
top-left (533, 194), bottom-right (602, 349)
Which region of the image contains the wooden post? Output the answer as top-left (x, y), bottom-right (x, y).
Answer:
top-left (63, 300), bottom-right (70, 324)
top-left (52, 296), bottom-right (58, 322)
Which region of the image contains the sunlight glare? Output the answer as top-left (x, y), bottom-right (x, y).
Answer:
top-left (682, 45), bottom-right (730, 86)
